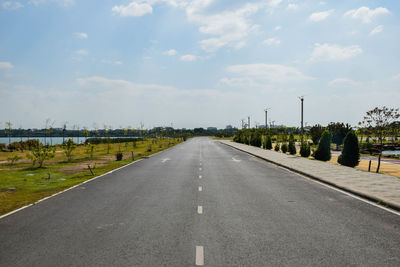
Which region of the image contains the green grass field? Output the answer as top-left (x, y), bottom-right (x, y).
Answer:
top-left (0, 138), bottom-right (182, 215)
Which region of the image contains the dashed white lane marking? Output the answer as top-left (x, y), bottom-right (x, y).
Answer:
top-left (161, 158), bottom-right (171, 163)
top-left (199, 167), bottom-right (202, 171)
top-left (198, 186), bottom-right (203, 192)
top-left (199, 175), bottom-right (202, 179)
top-left (197, 206), bottom-right (203, 214)
top-left (196, 246), bottom-right (204, 266)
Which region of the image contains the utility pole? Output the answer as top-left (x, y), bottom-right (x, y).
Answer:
top-left (264, 108), bottom-right (270, 149)
top-left (299, 96), bottom-right (304, 143)
top-left (264, 108), bottom-right (270, 129)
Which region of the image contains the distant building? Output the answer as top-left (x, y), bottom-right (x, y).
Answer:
top-left (225, 125), bottom-right (233, 130)
top-left (207, 127), bottom-right (217, 131)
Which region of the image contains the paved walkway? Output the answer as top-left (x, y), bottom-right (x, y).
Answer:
top-left (219, 140), bottom-right (400, 211)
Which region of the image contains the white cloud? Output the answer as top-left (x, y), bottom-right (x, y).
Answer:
top-left (112, 2), bottom-right (153, 17)
top-left (393, 73), bottom-right (400, 80)
top-left (74, 32), bottom-right (88, 39)
top-left (309, 10), bottom-right (334, 22)
top-left (344, 6), bottom-right (389, 23)
top-left (309, 43), bottom-right (362, 63)
top-left (0, 62), bottom-right (14, 69)
top-left (186, 2), bottom-right (265, 52)
top-left (180, 54), bottom-right (197, 61)
top-left (287, 4), bottom-right (297, 10)
top-left (2, 1), bottom-right (23, 9)
top-left (226, 64), bottom-right (313, 83)
top-left (29, 0), bottom-right (75, 7)
top-left (268, 0), bottom-right (282, 7)
top-left (164, 49), bottom-right (177, 56)
top-left (263, 38), bottom-right (280, 46)
top-left (274, 25), bottom-right (281, 31)
top-left (75, 49), bottom-right (88, 56)
top-left (369, 25), bottom-right (383, 36)
top-left (329, 78), bottom-right (360, 87)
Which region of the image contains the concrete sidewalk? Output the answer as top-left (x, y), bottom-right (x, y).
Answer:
top-left (219, 140), bottom-right (400, 211)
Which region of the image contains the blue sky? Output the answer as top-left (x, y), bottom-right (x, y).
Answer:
top-left (0, 0), bottom-right (399, 129)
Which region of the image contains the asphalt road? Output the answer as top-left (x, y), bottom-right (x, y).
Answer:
top-left (1, 137), bottom-right (399, 266)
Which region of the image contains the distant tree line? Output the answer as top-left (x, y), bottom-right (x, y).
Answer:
top-left (0, 126), bottom-right (238, 139)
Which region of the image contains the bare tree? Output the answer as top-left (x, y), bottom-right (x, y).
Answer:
top-left (62, 121), bottom-right (68, 144)
top-left (5, 121), bottom-right (12, 146)
top-left (44, 118), bottom-right (55, 145)
top-left (361, 106), bottom-right (400, 173)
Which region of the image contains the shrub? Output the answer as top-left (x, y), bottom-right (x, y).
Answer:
top-left (309, 124), bottom-right (324, 145)
top-left (26, 144), bottom-right (55, 168)
top-left (281, 143), bottom-right (288, 153)
top-left (264, 135), bottom-right (272, 149)
top-left (300, 142), bottom-right (311, 157)
top-left (338, 131), bottom-right (360, 167)
top-left (8, 142), bottom-right (22, 151)
top-left (288, 133), bottom-right (296, 155)
top-left (116, 152), bottom-right (123, 161)
top-left (86, 144), bottom-right (95, 159)
top-left (314, 130), bottom-right (332, 161)
top-left (274, 143), bottom-right (280, 152)
top-left (7, 155), bottom-right (22, 165)
top-left (250, 131), bottom-right (262, 147)
top-left (63, 138), bottom-right (76, 162)
top-left (0, 143), bottom-right (6, 151)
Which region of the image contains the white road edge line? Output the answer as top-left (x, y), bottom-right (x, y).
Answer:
top-left (196, 246), bottom-right (204, 266)
top-left (199, 175), bottom-right (202, 179)
top-left (199, 167), bottom-right (202, 171)
top-left (198, 186), bottom-right (203, 192)
top-left (197, 206), bottom-right (203, 214)
top-left (0, 143), bottom-right (183, 220)
top-left (276, 164), bottom-right (400, 217)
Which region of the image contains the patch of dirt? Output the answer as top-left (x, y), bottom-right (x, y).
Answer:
top-left (59, 152), bottom-right (137, 174)
top-left (0, 166), bottom-right (25, 171)
top-left (330, 155), bottom-right (400, 178)
top-left (0, 191), bottom-right (12, 200)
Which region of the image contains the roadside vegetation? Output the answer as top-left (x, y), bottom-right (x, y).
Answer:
top-left (0, 138), bottom-right (182, 215)
top-left (233, 106), bottom-right (400, 176)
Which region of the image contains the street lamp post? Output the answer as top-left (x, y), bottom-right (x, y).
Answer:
top-left (248, 116), bottom-right (251, 145)
top-left (299, 96), bottom-right (304, 143)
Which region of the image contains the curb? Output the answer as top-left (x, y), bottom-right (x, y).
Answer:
top-left (219, 141), bottom-right (400, 212)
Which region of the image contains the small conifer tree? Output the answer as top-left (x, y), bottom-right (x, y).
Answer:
top-left (288, 133), bottom-right (296, 155)
top-left (338, 131), bottom-right (360, 167)
top-left (300, 142), bottom-right (311, 157)
top-left (266, 134), bottom-right (272, 150)
top-left (314, 130), bottom-right (332, 161)
top-left (281, 143), bottom-right (288, 153)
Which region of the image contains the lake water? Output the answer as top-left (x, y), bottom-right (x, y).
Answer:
top-left (0, 137), bottom-right (88, 145)
top-left (382, 150), bottom-right (400, 155)
top-left (0, 136), bottom-right (141, 146)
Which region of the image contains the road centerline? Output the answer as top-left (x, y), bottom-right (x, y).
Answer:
top-left (197, 206), bottom-right (203, 214)
top-left (195, 246), bottom-right (204, 266)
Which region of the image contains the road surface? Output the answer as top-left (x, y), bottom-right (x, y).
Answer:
top-left (1, 137), bottom-right (399, 266)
